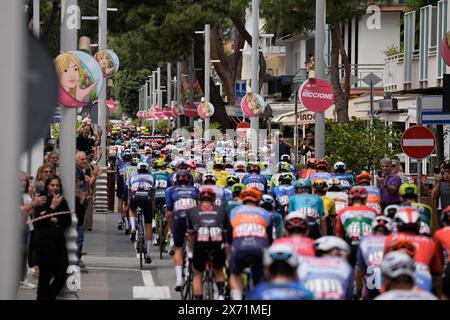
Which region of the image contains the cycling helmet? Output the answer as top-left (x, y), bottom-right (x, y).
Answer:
top-left (177, 159), bottom-right (189, 170)
top-left (168, 160), bottom-right (178, 170)
top-left (202, 173), bottom-right (217, 185)
top-left (153, 159), bottom-right (166, 169)
top-left (122, 149), bottom-right (132, 161)
top-left (226, 174), bottom-right (240, 186)
top-left (231, 183), bottom-right (246, 196)
top-left (131, 156), bottom-right (140, 165)
top-left (234, 162), bottom-right (246, 172)
top-left (333, 161), bottom-right (346, 172)
top-left (152, 150), bottom-right (161, 158)
top-left (279, 172), bottom-right (293, 185)
top-left (348, 186), bottom-right (368, 200)
top-left (442, 205), bottom-right (450, 225)
top-left (306, 158), bottom-right (317, 169)
top-left (281, 154), bottom-right (291, 163)
top-left (278, 162), bottom-right (291, 173)
top-left (175, 170), bottom-right (192, 185)
top-left (316, 159), bottom-right (328, 171)
top-left (247, 152), bottom-right (257, 162)
top-left (380, 251), bottom-right (416, 280)
top-left (261, 194), bottom-right (276, 211)
top-left (356, 171), bottom-right (371, 185)
top-left (263, 243), bottom-right (299, 269)
top-left (198, 188), bottom-right (216, 202)
top-left (247, 163), bottom-right (261, 174)
top-left (295, 179), bottom-right (312, 191)
top-left (137, 162), bottom-right (149, 172)
top-left (312, 179), bottom-right (328, 192)
top-left (384, 205), bottom-right (400, 219)
top-left (327, 178), bottom-right (342, 192)
top-left (240, 188), bottom-right (262, 203)
top-left (385, 238), bottom-right (416, 258)
top-left (213, 157), bottom-right (224, 168)
top-left (399, 183), bottom-right (418, 199)
top-left (314, 236), bottom-right (350, 258)
top-left (187, 159), bottom-right (197, 170)
top-left (285, 210), bottom-right (309, 233)
top-left (394, 207), bottom-right (421, 233)
top-left (371, 216), bottom-right (393, 233)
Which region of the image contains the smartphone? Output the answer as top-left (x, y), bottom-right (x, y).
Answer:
top-left (54, 189), bottom-right (61, 196)
top-left (377, 170), bottom-right (382, 178)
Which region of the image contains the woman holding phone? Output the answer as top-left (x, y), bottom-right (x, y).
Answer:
top-left (33, 175), bottom-right (72, 300)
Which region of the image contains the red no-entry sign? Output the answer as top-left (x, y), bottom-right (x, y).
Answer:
top-left (401, 126), bottom-right (436, 159)
top-left (236, 122), bottom-right (250, 137)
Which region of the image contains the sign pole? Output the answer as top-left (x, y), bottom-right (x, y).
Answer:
top-left (204, 24), bottom-right (210, 141)
top-left (98, 0), bottom-right (107, 167)
top-left (294, 86), bottom-right (299, 167)
top-left (416, 97), bottom-right (422, 202)
top-left (251, 0), bottom-right (259, 156)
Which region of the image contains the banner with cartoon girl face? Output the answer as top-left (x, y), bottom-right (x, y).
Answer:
top-left (55, 51), bottom-right (104, 108)
top-left (241, 92), bottom-right (265, 117)
top-left (197, 101), bottom-right (214, 119)
top-left (94, 49), bottom-right (120, 78)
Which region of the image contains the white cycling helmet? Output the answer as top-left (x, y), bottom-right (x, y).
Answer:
top-left (263, 243), bottom-right (299, 269)
top-left (202, 173), bottom-right (217, 184)
top-left (137, 162), bottom-right (149, 172)
top-left (314, 236), bottom-right (350, 258)
top-left (384, 204), bottom-right (400, 219)
top-left (380, 251), bottom-right (416, 279)
top-left (281, 154), bottom-right (291, 162)
top-left (371, 216), bottom-right (394, 233)
top-left (261, 194), bottom-right (275, 209)
top-left (333, 161), bottom-right (346, 171)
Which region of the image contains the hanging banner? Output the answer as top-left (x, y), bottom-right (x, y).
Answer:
top-left (198, 100), bottom-right (215, 119)
top-left (55, 51), bottom-right (104, 108)
top-left (94, 49), bottom-right (120, 78)
top-left (241, 92), bottom-right (265, 117)
top-left (184, 102), bottom-right (198, 117)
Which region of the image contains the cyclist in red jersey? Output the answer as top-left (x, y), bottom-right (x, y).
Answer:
top-left (274, 210), bottom-right (315, 259)
top-left (298, 158), bottom-right (317, 180)
top-left (433, 205), bottom-right (450, 299)
top-left (384, 207), bottom-right (443, 298)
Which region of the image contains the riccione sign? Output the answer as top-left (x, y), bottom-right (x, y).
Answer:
top-left (299, 79), bottom-right (335, 113)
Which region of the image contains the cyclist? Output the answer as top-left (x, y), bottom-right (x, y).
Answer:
top-left (224, 174), bottom-right (240, 203)
top-left (165, 170), bottom-right (199, 291)
top-left (200, 173), bottom-right (225, 207)
top-left (312, 179), bottom-right (336, 235)
top-left (271, 172), bottom-right (296, 216)
top-left (297, 236), bottom-right (354, 300)
top-left (298, 158), bottom-right (317, 180)
top-left (186, 189), bottom-right (227, 300)
top-left (398, 183), bottom-right (433, 235)
top-left (224, 183), bottom-right (245, 215)
top-left (433, 205), bottom-right (450, 299)
top-left (260, 195), bottom-right (284, 240)
top-left (280, 154), bottom-right (296, 174)
top-left (227, 188), bottom-right (273, 300)
top-left (288, 179), bottom-right (326, 239)
top-left (248, 243), bottom-right (314, 300)
top-left (210, 157), bottom-right (229, 188)
top-left (325, 178), bottom-right (349, 213)
top-left (123, 157), bottom-right (140, 239)
top-left (242, 163), bottom-right (268, 194)
top-left (355, 216), bottom-right (393, 300)
top-left (336, 186), bottom-right (377, 266)
top-left (151, 159), bottom-right (171, 245)
top-left (233, 161), bottom-right (247, 181)
top-left (332, 162), bottom-right (354, 192)
top-left (355, 171), bottom-right (382, 215)
top-left (309, 159), bottom-right (333, 184)
top-left (384, 207), bottom-right (443, 297)
top-left (270, 162), bottom-right (295, 189)
top-left (127, 162), bottom-right (155, 264)
top-left (116, 149), bottom-right (132, 233)
top-left (375, 252), bottom-right (438, 300)
top-left (274, 210), bottom-right (315, 258)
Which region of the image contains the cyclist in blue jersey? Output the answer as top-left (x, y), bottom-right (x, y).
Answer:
top-left (151, 159), bottom-right (171, 245)
top-left (227, 188), bottom-right (273, 300)
top-left (310, 159), bottom-right (333, 183)
top-left (242, 163), bottom-right (268, 193)
top-left (271, 172), bottom-right (296, 216)
top-left (165, 171), bottom-right (199, 291)
top-left (288, 179), bottom-right (327, 239)
top-left (116, 149), bottom-right (132, 232)
top-left (248, 243), bottom-right (314, 300)
top-left (128, 162), bottom-right (155, 264)
top-left (280, 154), bottom-right (296, 174)
top-left (270, 162), bottom-right (295, 188)
top-left (225, 183), bottom-right (245, 215)
top-left (298, 236), bottom-right (354, 300)
top-left (225, 174), bottom-right (240, 203)
top-left (332, 161), bottom-right (354, 192)
top-left (260, 195), bottom-right (284, 240)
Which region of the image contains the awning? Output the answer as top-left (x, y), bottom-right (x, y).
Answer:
top-left (271, 109), bottom-right (316, 126)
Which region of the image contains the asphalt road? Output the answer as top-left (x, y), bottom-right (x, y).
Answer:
top-left (17, 212), bottom-right (179, 300)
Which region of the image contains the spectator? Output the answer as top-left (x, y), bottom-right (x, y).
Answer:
top-left (278, 133), bottom-right (292, 161)
top-left (392, 160), bottom-right (407, 184)
top-left (76, 124), bottom-right (97, 156)
top-left (32, 175), bottom-right (72, 300)
top-left (431, 160), bottom-right (450, 227)
top-left (300, 130), bottom-right (315, 156)
top-left (376, 158), bottom-right (402, 211)
top-left (34, 164), bottom-right (53, 195)
top-left (45, 152), bottom-right (60, 175)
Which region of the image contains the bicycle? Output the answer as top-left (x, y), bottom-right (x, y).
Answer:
top-left (203, 250), bottom-right (216, 300)
top-left (135, 207), bottom-right (146, 270)
top-left (154, 190), bottom-right (168, 260)
top-left (181, 246), bottom-right (194, 300)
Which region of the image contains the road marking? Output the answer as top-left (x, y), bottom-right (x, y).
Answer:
top-left (87, 266), bottom-right (141, 272)
top-left (142, 270), bottom-right (155, 287)
top-left (131, 264), bottom-right (171, 300)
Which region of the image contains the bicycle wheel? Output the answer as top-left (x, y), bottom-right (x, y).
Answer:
top-left (138, 214), bottom-right (145, 270)
top-left (205, 265), bottom-right (214, 300)
top-left (159, 208), bottom-right (165, 259)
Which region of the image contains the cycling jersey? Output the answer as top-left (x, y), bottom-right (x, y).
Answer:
top-left (332, 173), bottom-right (354, 191)
top-left (356, 235), bottom-right (386, 299)
top-left (123, 166), bottom-right (138, 201)
top-left (336, 205), bottom-right (377, 243)
top-left (271, 184), bottom-right (295, 215)
top-left (186, 203), bottom-right (226, 244)
top-left (399, 202), bottom-right (433, 228)
top-left (267, 210), bottom-right (284, 239)
top-left (242, 174), bottom-right (268, 193)
top-left (298, 168), bottom-right (316, 180)
top-left (321, 196), bottom-right (336, 217)
top-left (199, 185), bottom-right (225, 207)
top-left (310, 172), bottom-right (333, 184)
top-left (288, 194), bottom-right (325, 239)
top-left (152, 170), bottom-right (171, 189)
top-left (434, 226), bottom-right (450, 262)
top-left (248, 281), bottom-right (314, 300)
top-left (127, 173), bottom-right (155, 192)
top-left (326, 191), bottom-right (349, 212)
top-left (128, 173), bottom-right (155, 223)
top-left (364, 186), bottom-right (382, 215)
top-left (384, 232), bottom-right (442, 275)
top-left (212, 169), bottom-right (229, 188)
top-left (274, 236), bottom-right (315, 259)
top-left (225, 199), bottom-right (242, 215)
top-left (224, 186), bottom-right (233, 202)
top-left (375, 289), bottom-right (437, 300)
top-left (297, 256), bottom-right (354, 300)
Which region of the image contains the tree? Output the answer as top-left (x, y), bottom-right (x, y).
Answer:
top-left (324, 117), bottom-right (402, 173)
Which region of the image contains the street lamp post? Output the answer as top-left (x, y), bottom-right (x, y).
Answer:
top-left (177, 61), bottom-right (182, 128)
top-left (251, 0), bottom-right (260, 156)
top-left (204, 24), bottom-right (211, 141)
top-left (98, 0), bottom-right (107, 167)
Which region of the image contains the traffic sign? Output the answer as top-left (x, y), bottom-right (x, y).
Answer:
top-left (235, 80), bottom-right (247, 107)
top-left (401, 126), bottom-right (436, 159)
top-left (299, 79), bottom-right (335, 113)
top-left (236, 122), bottom-right (250, 138)
top-left (417, 95), bottom-right (450, 124)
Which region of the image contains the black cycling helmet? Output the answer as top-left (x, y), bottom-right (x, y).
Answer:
top-left (175, 170), bottom-right (193, 186)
